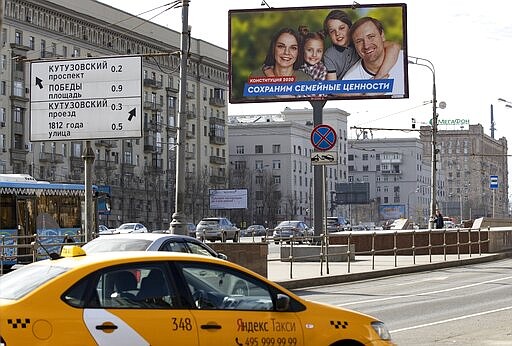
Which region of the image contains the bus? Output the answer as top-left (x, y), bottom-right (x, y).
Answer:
top-left (0, 174), bottom-right (96, 268)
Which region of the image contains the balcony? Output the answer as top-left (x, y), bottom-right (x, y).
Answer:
top-left (143, 78), bottom-right (163, 89)
top-left (381, 170), bottom-right (402, 175)
top-left (144, 144), bottom-right (155, 152)
top-left (209, 135), bottom-right (225, 145)
top-left (166, 85), bottom-right (179, 93)
top-left (186, 130), bottom-right (195, 139)
top-left (210, 175), bottom-right (226, 185)
top-left (210, 156), bottom-right (225, 165)
top-left (186, 91), bottom-right (194, 99)
top-left (186, 111), bottom-right (196, 119)
top-left (39, 152), bottom-right (64, 163)
top-left (185, 150), bottom-right (195, 160)
top-left (143, 101), bottom-right (163, 111)
top-left (121, 163), bottom-right (135, 174)
top-left (95, 140), bottom-right (117, 148)
top-left (209, 97), bottom-right (225, 107)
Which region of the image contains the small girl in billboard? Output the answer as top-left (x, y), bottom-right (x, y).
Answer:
top-left (323, 9), bottom-right (400, 80)
top-left (262, 25), bottom-right (327, 81)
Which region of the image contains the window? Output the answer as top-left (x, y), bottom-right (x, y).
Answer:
top-left (234, 161), bottom-right (246, 170)
top-left (28, 36), bottom-right (35, 49)
top-left (13, 107), bottom-right (22, 123)
top-left (236, 146), bottom-right (244, 154)
top-left (273, 175), bottom-right (281, 184)
top-left (272, 160), bottom-right (281, 170)
top-left (255, 145), bottom-right (263, 154)
top-left (362, 154), bottom-right (368, 160)
top-left (255, 191), bottom-right (263, 200)
top-left (179, 263), bottom-right (272, 310)
top-left (255, 160), bottom-right (263, 170)
top-left (15, 31), bottom-right (22, 45)
top-left (272, 144), bottom-right (280, 154)
top-left (348, 154), bottom-right (354, 161)
top-left (13, 81), bottom-right (24, 97)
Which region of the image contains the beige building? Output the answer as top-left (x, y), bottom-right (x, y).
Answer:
top-left (0, 0), bottom-right (228, 229)
top-left (420, 124), bottom-right (509, 220)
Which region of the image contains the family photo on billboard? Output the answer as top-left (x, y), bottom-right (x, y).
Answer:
top-left (229, 3), bottom-right (408, 103)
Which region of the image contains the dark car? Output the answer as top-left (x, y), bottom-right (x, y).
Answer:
top-left (82, 233), bottom-right (227, 259)
top-left (245, 224), bottom-right (267, 237)
top-left (272, 220), bottom-right (313, 244)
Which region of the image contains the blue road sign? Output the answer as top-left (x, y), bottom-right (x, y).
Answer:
top-left (490, 175), bottom-right (498, 189)
top-left (311, 124), bottom-right (336, 151)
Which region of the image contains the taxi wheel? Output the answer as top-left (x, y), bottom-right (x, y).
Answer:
top-left (231, 280), bottom-right (249, 296)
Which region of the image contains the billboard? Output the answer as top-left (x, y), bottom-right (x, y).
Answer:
top-left (229, 3), bottom-right (408, 104)
top-left (334, 183), bottom-right (370, 204)
top-left (379, 204), bottom-right (406, 220)
top-left (209, 189), bottom-right (248, 210)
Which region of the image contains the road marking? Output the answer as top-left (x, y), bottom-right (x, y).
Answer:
top-left (338, 275), bottom-right (512, 306)
top-left (390, 305), bottom-right (512, 333)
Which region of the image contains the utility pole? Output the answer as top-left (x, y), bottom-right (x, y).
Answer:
top-left (169, 0), bottom-right (189, 235)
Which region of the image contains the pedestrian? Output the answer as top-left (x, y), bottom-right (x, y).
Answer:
top-left (434, 210), bottom-right (444, 229)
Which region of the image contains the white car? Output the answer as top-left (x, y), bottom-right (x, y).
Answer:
top-left (115, 223), bottom-right (148, 234)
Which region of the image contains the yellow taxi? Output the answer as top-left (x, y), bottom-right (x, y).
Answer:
top-left (0, 246), bottom-right (395, 345)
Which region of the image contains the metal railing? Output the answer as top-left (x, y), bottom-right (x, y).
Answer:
top-left (0, 233), bottom-right (86, 274)
top-left (260, 227), bottom-right (491, 279)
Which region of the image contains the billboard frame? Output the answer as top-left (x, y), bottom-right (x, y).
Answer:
top-left (228, 3), bottom-right (408, 104)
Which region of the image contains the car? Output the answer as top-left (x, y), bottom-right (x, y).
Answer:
top-left (272, 220), bottom-right (313, 244)
top-left (195, 217), bottom-right (240, 242)
top-left (326, 216), bottom-right (351, 232)
top-left (82, 233), bottom-right (227, 260)
top-left (444, 220), bottom-right (456, 228)
top-left (186, 223), bottom-right (197, 238)
top-left (0, 246), bottom-right (395, 345)
top-left (115, 223), bottom-right (148, 234)
top-left (245, 224), bottom-right (267, 237)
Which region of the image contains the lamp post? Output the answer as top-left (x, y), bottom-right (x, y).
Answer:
top-left (408, 56), bottom-right (440, 229)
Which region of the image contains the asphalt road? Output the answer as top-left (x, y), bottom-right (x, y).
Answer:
top-left (292, 258), bottom-right (512, 345)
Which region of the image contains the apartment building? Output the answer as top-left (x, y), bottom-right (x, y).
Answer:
top-left (0, 0), bottom-right (228, 229)
top-left (228, 108), bottom-right (349, 228)
top-left (347, 137), bottom-right (433, 226)
top-left (420, 124), bottom-right (509, 219)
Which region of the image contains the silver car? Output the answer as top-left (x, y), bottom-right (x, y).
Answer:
top-left (82, 233), bottom-right (227, 259)
top-left (196, 217), bottom-right (240, 242)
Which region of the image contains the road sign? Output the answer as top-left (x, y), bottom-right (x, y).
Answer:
top-left (30, 56), bottom-right (142, 141)
top-left (490, 175), bottom-right (498, 189)
top-left (311, 151), bottom-right (338, 165)
top-left (311, 124), bottom-right (336, 151)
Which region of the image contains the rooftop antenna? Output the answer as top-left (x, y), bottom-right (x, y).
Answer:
top-left (261, 0), bottom-right (271, 8)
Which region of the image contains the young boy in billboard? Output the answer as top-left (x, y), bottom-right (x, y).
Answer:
top-left (323, 9), bottom-right (400, 81)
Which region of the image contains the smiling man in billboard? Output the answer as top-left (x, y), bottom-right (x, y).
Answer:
top-left (342, 16), bottom-right (405, 96)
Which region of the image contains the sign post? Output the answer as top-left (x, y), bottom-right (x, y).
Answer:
top-left (490, 175), bottom-right (498, 218)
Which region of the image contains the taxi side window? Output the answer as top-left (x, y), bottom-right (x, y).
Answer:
top-left (95, 266), bottom-right (176, 309)
top-left (160, 240), bottom-right (189, 253)
top-left (179, 263), bottom-right (274, 311)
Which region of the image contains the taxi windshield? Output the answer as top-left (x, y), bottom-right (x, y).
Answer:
top-left (0, 264), bottom-right (68, 300)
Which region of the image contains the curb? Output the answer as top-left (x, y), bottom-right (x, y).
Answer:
top-left (275, 252), bottom-right (512, 290)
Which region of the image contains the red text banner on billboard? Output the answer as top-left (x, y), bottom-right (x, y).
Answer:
top-left (229, 3), bottom-right (408, 104)
top-left (209, 189), bottom-right (248, 210)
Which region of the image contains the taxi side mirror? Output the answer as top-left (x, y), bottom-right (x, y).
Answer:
top-left (275, 294), bottom-right (290, 312)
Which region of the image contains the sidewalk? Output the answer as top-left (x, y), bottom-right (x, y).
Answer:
top-left (268, 252), bottom-right (512, 289)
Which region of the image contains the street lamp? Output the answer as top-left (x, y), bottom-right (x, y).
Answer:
top-left (408, 56), bottom-right (443, 229)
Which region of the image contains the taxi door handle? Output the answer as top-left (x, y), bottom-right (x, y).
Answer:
top-left (201, 323), bottom-right (221, 330)
top-left (96, 324), bottom-right (118, 331)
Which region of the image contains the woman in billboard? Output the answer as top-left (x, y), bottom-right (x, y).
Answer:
top-left (323, 9), bottom-right (400, 81)
top-left (263, 26), bottom-right (327, 81)
top-left (250, 27), bottom-right (311, 81)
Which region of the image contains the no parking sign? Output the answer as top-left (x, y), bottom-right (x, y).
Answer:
top-left (310, 124), bottom-right (336, 151)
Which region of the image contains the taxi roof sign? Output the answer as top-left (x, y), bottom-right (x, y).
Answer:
top-left (61, 245), bottom-right (86, 258)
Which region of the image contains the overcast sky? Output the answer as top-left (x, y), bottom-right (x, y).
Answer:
top-left (99, 0), bottom-right (512, 143)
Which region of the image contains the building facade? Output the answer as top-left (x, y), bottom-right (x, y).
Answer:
top-left (0, 0), bottom-right (228, 230)
top-left (420, 124), bottom-right (509, 220)
top-left (228, 108), bottom-right (349, 228)
top-left (347, 137), bottom-right (433, 227)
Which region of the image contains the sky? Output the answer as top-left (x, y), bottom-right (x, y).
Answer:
top-left (98, 0), bottom-right (512, 141)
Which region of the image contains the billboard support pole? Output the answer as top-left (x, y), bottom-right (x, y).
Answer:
top-left (311, 100), bottom-right (326, 241)
top-left (170, 0), bottom-right (190, 235)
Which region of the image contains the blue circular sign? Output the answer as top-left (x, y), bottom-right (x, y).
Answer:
top-left (311, 124), bottom-right (336, 151)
